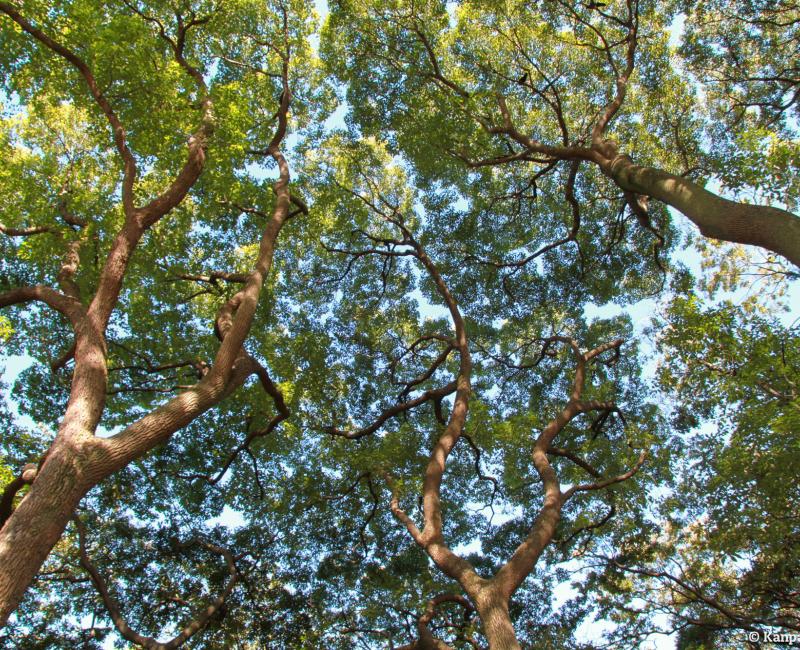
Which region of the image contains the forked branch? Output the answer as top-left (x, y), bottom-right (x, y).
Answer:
top-left (0, 2), bottom-right (137, 215)
top-left (396, 593), bottom-right (478, 650)
top-left (75, 518), bottom-right (239, 650)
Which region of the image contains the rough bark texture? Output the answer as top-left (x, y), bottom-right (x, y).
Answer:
top-left (487, 106), bottom-right (800, 268)
top-left (389, 330), bottom-right (636, 647)
top-left (0, 4), bottom-right (294, 622)
top-left (0, 198), bottom-right (289, 623)
top-left (475, 591), bottom-right (521, 650)
top-left (0, 442), bottom-right (89, 624)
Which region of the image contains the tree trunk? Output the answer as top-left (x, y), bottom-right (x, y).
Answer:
top-left (475, 590), bottom-right (522, 650)
top-left (601, 154), bottom-right (800, 268)
top-left (0, 440), bottom-right (90, 625)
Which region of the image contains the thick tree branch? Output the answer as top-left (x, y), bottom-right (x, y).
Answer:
top-left (100, 56), bottom-right (295, 471)
top-left (182, 356), bottom-right (289, 485)
top-left (374, 222), bottom-right (484, 596)
top-left (0, 223), bottom-right (54, 237)
top-left (600, 152), bottom-right (800, 268)
top-left (0, 285), bottom-right (85, 327)
top-left (587, 0), bottom-right (639, 146)
top-left (472, 66), bottom-right (800, 267)
top-left (396, 593), bottom-right (476, 650)
top-left (0, 465), bottom-right (37, 530)
top-left (492, 338), bottom-right (625, 600)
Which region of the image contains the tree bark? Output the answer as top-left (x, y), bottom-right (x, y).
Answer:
top-left (474, 589), bottom-right (521, 650)
top-left (0, 0), bottom-right (294, 630)
top-left (485, 105), bottom-right (800, 267)
top-left (600, 153), bottom-right (800, 268)
top-left (0, 198), bottom-right (290, 626)
top-left (0, 439), bottom-right (89, 624)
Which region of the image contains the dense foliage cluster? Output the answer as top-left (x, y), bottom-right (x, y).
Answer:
top-left (0, 0), bottom-right (797, 648)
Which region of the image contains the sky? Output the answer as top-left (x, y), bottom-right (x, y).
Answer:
top-left (2, 5), bottom-right (799, 649)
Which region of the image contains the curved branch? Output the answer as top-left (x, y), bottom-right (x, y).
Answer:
top-left (324, 381), bottom-right (458, 440)
top-left (76, 519), bottom-right (239, 650)
top-left (84, 8), bottom-right (217, 332)
top-left (0, 465), bottom-right (38, 530)
top-left (0, 285), bottom-right (85, 327)
top-left (182, 357), bottom-right (289, 485)
top-left (396, 593), bottom-right (476, 650)
top-left (560, 501), bottom-right (617, 551)
top-left (0, 2), bottom-right (137, 215)
top-left (393, 341), bottom-right (455, 400)
top-left (547, 446), bottom-right (602, 478)
top-left (563, 449), bottom-right (648, 500)
top-left (492, 337), bottom-right (623, 600)
top-left (588, 0), bottom-right (639, 145)
top-left (376, 222), bottom-right (482, 594)
top-left (125, 3), bottom-right (215, 230)
top-left (411, 21), bottom-right (469, 99)
top-left (461, 434), bottom-right (499, 505)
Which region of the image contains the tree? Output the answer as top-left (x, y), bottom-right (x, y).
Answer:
top-left (585, 287), bottom-right (800, 646)
top-left (323, 0), bottom-right (800, 267)
top-left (0, 0), bottom-right (313, 629)
top-left (0, 0), bottom-right (797, 648)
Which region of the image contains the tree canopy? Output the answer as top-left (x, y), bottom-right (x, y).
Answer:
top-left (0, 0), bottom-right (798, 648)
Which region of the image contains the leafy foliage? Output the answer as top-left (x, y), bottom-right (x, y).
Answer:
top-left (0, 0), bottom-right (798, 648)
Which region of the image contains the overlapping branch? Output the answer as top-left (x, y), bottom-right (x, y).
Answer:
top-left (462, 160), bottom-right (586, 294)
top-left (0, 464), bottom-right (38, 530)
top-left (562, 449), bottom-right (647, 500)
top-left (403, 0), bottom-right (800, 267)
top-left (0, 285), bottom-right (85, 327)
top-left (182, 356), bottom-right (289, 486)
top-left (102, 19), bottom-right (295, 471)
top-left (75, 518), bottom-right (239, 650)
top-left (324, 382), bottom-right (458, 440)
top-left (395, 593), bottom-right (479, 650)
top-left (596, 554), bottom-right (800, 633)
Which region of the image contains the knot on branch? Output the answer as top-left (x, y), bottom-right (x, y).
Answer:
top-left (0, 463), bottom-right (40, 529)
top-left (597, 138), bottom-right (620, 161)
top-left (20, 463), bottom-right (38, 483)
top-left (609, 153), bottom-right (635, 175)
